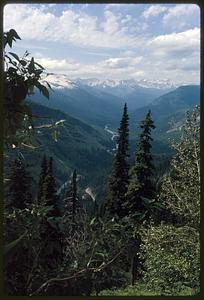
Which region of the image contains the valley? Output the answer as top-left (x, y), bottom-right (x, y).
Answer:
top-left (23, 74), bottom-right (200, 211)
top-left (3, 3), bottom-right (200, 295)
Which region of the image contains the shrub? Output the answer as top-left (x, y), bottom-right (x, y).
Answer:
top-left (139, 224), bottom-right (200, 295)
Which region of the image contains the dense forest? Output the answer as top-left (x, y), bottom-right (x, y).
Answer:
top-left (3, 29), bottom-right (200, 296)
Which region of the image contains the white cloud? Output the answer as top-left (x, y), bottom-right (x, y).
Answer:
top-left (36, 55), bottom-right (144, 79)
top-left (101, 10), bottom-right (119, 34)
top-left (3, 4), bottom-right (141, 49)
top-left (105, 4), bottom-right (133, 10)
top-left (3, 4), bottom-right (200, 85)
top-left (143, 5), bottom-right (168, 19)
top-left (37, 57), bottom-right (80, 72)
top-left (99, 56), bottom-right (142, 69)
top-left (35, 44), bottom-right (199, 84)
top-left (148, 27), bottom-right (200, 57)
top-left (162, 4), bottom-right (200, 29)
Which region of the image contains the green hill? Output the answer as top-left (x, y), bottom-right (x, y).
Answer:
top-left (8, 102), bottom-right (114, 206)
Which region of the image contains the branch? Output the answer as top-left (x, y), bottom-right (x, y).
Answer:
top-left (30, 248), bottom-right (124, 296)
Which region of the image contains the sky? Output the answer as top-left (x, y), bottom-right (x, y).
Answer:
top-left (3, 3), bottom-right (200, 85)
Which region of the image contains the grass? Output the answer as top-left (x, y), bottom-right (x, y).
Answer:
top-left (98, 283), bottom-right (158, 296)
top-left (97, 283), bottom-right (197, 296)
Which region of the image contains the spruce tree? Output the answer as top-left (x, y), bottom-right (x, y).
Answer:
top-left (125, 110), bottom-right (156, 221)
top-left (64, 169), bottom-right (80, 223)
top-left (42, 157), bottom-right (61, 216)
top-left (40, 157), bottom-right (63, 269)
top-left (6, 158), bottom-right (32, 209)
top-left (124, 110), bottom-right (155, 285)
top-left (37, 154), bottom-right (47, 205)
top-left (105, 103), bottom-right (129, 219)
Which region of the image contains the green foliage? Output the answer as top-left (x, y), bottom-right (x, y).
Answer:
top-left (105, 103), bottom-right (129, 218)
top-left (139, 107), bottom-right (200, 295)
top-left (125, 110), bottom-right (156, 222)
top-left (5, 158), bottom-right (33, 209)
top-left (159, 106), bottom-right (200, 228)
top-left (98, 282), bottom-right (196, 296)
top-left (4, 204), bottom-right (53, 295)
top-left (39, 157), bottom-right (63, 270)
top-left (3, 29), bottom-right (200, 297)
top-left (37, 154), bottom-right (48, 205)
top-left (139, 224), bottom-right (200, 295)
top-left (4, 29), bottom-right (50, 148)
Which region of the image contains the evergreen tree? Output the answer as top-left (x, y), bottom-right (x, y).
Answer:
top-left (64, 169), bottom-right (80, 223)
top-left (6, 158), bottom-right (32, 209)
top-left (124, 110), bottom-right (156, 221)
top-left (124, 110), bottom-right (155, 285)
top-left (105, 103), bottom-right (129, 219)
top-left (40, 157), bottom-right (63, 269)
top-left (42, 157), bottom-right (61, 216)
top-left (37, 154), bottom-right (48, 205)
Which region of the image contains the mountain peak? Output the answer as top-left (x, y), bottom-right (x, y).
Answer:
top-left (41, 73), bottom-right (78, 90)
top-left (40, 73), bottom-right (177, 91)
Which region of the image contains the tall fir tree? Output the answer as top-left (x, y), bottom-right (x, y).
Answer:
top-left (105, 103), bottom-right (129, 219)
top-left (124, 110), bottom-right (156, 221)
top-left (40, 157), bottom-right (63, 269)
top-left (124, 110), bottom-right (156, 286)
top-left (64, 169), bottom-right (80, 224)
top-left (37, 154), bottom-right (48, 205)
top-left (6, 158), bottom-right (33, 209)
top-left (42, 157), bottom-right (61, 217)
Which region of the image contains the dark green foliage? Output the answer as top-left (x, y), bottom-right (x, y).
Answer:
top-left (105, 103), bottom-right (129, 218)
top-left (64, 169), bottom-right (80, 224)
top-left (39, 157), bottom-right (63, 270)
top-left (6, 158), bottom-right (33, 209)
top-left (4, 29), bottom-right (50, 148)
top-left (4, 205), bottom-right (57, 295)
top-left (125, 110), bottom-right (156, 221)
top-left (37, 154), bottom-right (48, 205)
top-left (3, 29), bottom-right (200, 297)
top-left (41, 157), bottom-right (60, 214)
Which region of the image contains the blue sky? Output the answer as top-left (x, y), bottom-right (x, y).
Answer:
top-left (3, 3), bottom-right (200, 85)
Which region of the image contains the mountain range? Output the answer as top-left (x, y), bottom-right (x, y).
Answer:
top-left (30, 74), bottom-right (177, 128)
top-left (26, 73), bottom-right (200, 208)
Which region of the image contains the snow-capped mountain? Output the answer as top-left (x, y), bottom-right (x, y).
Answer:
top-left (77, 77), bottom-right (177, 90)
top-left (37, 73), bottom-right (178, 118)
top-left (41, 73), bottom-right (78, 90)
top-left (41, 73), bottom-right (177, 92)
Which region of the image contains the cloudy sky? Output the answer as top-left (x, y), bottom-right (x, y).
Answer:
top-left (4, 3), bottom-right (200, 85)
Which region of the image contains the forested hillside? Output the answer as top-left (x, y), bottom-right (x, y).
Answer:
top-left (3, 29), bottom-right (200, 297)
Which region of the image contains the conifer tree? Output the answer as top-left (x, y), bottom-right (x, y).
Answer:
top-left (65, 169), bottom-right (80, 223)
top-left (105, 103), bottom-right (129, 219)
top-left (124, 111), bottom-right (156, 286)
top-left (37, 154), bottom-right (47, 205)
top-left (6, 158), bottom-right (32, 209)
top-left (40, 157), bottom-right (63, 269)
top-left (42, 157), bottom-right (61, 217)
top-left (125, 110), bottom-right (156, 221)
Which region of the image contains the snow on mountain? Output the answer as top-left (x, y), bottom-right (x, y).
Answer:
top-left (41, 73), bottom-right (78, 90)
top-left (76, 77), bottom-right (177, 90)
top-left (40, 73), bottom-right (177, 91)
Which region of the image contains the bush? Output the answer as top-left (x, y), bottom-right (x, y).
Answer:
top-left (139, 224), bottom-right (200, 295)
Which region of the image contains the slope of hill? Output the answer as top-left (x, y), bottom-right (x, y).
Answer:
top-left (9, 102), bottom-right (115, 205)
top-left (22, 84), bottom-right (200, 208)
top-left (129, 85), bottom-right (200, 135)
top-left (30, 85), bottom-right (123, 128)
top-left (77, 79), bottom-right (172, 110)
top-left (32, 74), bottom-right (174, 128)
